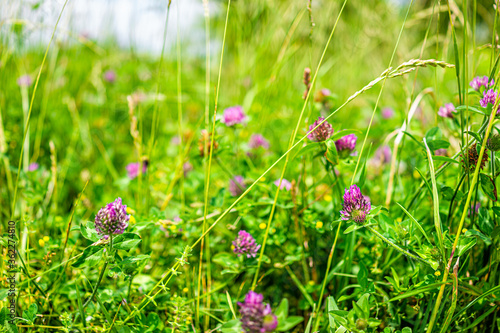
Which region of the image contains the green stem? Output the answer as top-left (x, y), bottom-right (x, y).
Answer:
top-left (83, 261), bottom-right (108, 308)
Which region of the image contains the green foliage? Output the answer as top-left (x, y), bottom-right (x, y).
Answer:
top-left (1, 0), bottom-right (500, 332)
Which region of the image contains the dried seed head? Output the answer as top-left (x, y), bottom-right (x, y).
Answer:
top-left (487, 134), bottom-right (500, 151)
top-left (461, 143), bottom-right (488, 172)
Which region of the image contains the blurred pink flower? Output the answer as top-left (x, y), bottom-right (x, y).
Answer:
top-left (17, 75), bottom-right (32, 87)
top-left (222, 106), bottom-right (246, 126)
top-left (126, 161), bottom-right (147, 180)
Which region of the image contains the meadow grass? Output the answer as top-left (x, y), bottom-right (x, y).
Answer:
top-left (1, 0), bottom-right (500, 332)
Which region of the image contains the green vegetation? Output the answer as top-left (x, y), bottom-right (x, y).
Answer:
top-left (1, 0), bottom-right (500, 332)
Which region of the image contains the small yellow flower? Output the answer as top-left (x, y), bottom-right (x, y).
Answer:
top-left (316, 221), bottom-right (323, 229)
top-left (170, 224), bottom-right (177, 231)
top-left (38, 239), bottom-right (45, 247)
top-left (260, 177), bottom-right (266, 182)
top-left (129, 215), bottom-right (136, 225)
top-left (126, 207), bottom-right (136, 215)
top-left (324, 194), bottom-right (332, 202)
top-left (396, 217), bottom-right (402, 223)
top-left (43, 236), bottom-right (50, 242)
top-left (434, 271), bottom-right (441, 276)
top-left (182, 287), bottom-right (189, 293)
top-left (308, 280), bottom-right (315, 286)
top-left (259, 223), bottom-right (267, 230)
top-left (413, 170), bottom-right (420, 179)
top-left (462, 228), bottom-right (467, 234)
top-left (231, 245), bottom-right (235, 251)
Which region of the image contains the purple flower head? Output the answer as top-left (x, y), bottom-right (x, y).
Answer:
top-left (171, 135), bottom-right (181, 145)
top-left (340, 185), bottom-right (371, 224)
top-left (94, 198), bottom-right (130, 237)
top-left (126, 161), bottom-right (148, 180)
top-left (480, 89), bottom-right (498, 108)
top-left (375, 145), bottom-right (391, 164)
top-left (103, 70), bottom-right (116, 83)
top-left (438, 103), bottom-right (456, 119)
top-left (435, 149), bottom-right (447, 156)
top-left (229, 175), bottom-right (246, 197)
top-left (382, 107), bottom-right (395, 119)
top-left (335, 134), bottom-right (357, 158)
top-left (183, 162), bottom-right (193, 177)
top-left (314, 88), bottom-right (331, 103)
top-left (249, 134), bottom-right (270, 150)
top-left (17, 75), bottom-right (32, 87)
top-left (274, 178), bottom-right (292, 191)
top-left (28, 162), bottom-right (39, 172)
top-left (222, 106), bottom-right (246, 126)
top-left (468, 202), bottom-right (481, 217)
top-left (470, 76), bottom-right (494, 91)
top-left (238, 291), bottom-right (278, 333)
top-left (308, 116), bottom-right (333, 142)
top-left (233, 230), bottom-right (261, 258)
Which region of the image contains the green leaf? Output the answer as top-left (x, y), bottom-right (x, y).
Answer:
top-left (327, 296), bottom-right (339, 330)
top-left (220, 319), bottom-right (243, 333)
top-left (119, 254), bottom-right (150, 275)
top-left (80, 221), bottom-right (100, 242)
top-left (72, 246), bottom-right (105, 268)
top-left (425, 127), bottom-right (440, 140)
top-left (456, 105), bottom-right (488, 116)
top-left (277, 316), bottom-right (304, 332)
top-left (357, 263), bottom-right (368, 289)
top-left (396, 202), bottom-right (432, 245)
top-left (356, 293), bottom-right (370, 317)
top-left (464, 130), bottom-right (482, 144)
top-left (212, 252), bottom-right (240, 269)
top-left (293, 142), bottom-right (322, 160)
top-left (112, 233), bottom-right (142, 251)
top-left (325, 139), bottom-right (339, 166)
top-left (479, 173), bottom-right (497, 201)
top-left (22, 303), bottom-right (37, 324)
top-left (466, 229), bottom-right (492, 245)
top-left (0, 307), bottom-right (19, 333)
top-left (426, 140), bottom-right (450, 151)
top-left (432, 155), bottom-right (459, 165)
top-left (275, 298), bottom-right (289, 321)
top-left (456, 237), bottom-right (477, 256)
top-left (423, 138), bottom-right (445, 260)
top-left (401, 131), bottom-right (425, 148)
top-left (414, 167), bottom-right (432, 195)
top-left (387, 282), bottom-right (443, 302)
top-left (352, 301), bottom-right (366, 320)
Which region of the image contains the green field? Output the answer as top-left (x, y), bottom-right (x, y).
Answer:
top-left (1, 0), bottom-right (500, 332)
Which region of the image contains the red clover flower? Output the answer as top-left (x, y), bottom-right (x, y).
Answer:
top-left (222, 105), bottom-right (246, 126)
top-left (238, 290), bottom-right (278, 333)
top-left (308, 116), bottom-right (333, 142)
top-left (95, 198), bottom-right (130, 237)
top-left (233, 230), bottom-right (261, 258)
top-left (340, 185), bottom-right (371, 224)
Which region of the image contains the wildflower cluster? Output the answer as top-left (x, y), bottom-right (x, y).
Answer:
top-left (340, 185), bottom-right (371, 224)
top-left (233, 230), bottom-right (261, 258)
top-left (94, 197), bottom-right (130, 237)
top-left (238, 291), bottom-right (278, 333)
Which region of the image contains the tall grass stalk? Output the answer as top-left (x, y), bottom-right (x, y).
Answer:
top-left (197, 0), bottom-right (230, 328)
